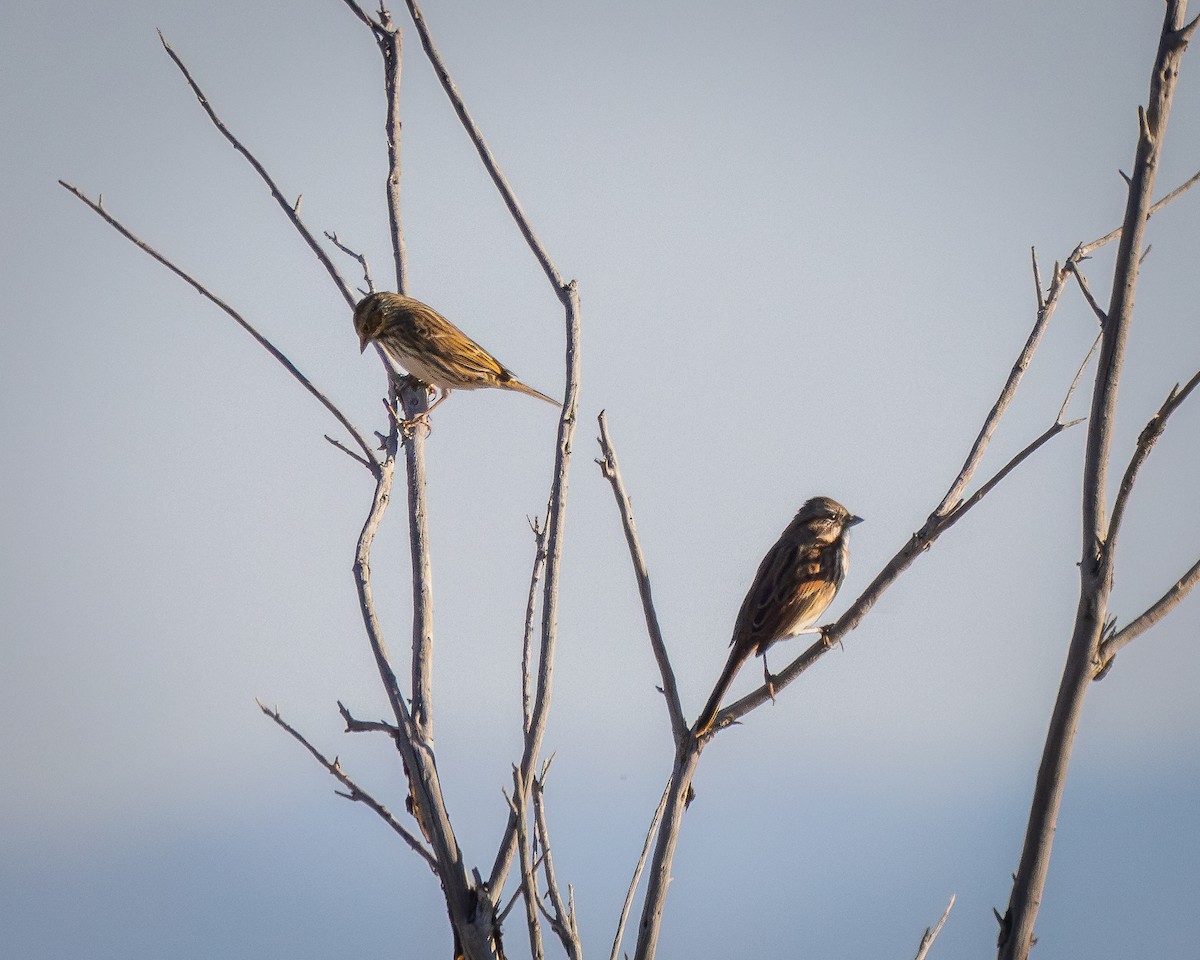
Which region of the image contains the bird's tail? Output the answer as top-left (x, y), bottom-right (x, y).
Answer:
top-left (694, 644), bottom-right (749, 738)
top-left (505, 378), bottom-right (560, 406)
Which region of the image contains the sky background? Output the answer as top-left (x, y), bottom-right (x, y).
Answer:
top-left (2, 1), bottom-right (1199, 957)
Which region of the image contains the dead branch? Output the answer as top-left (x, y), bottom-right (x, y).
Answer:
top-left (256, 699), bottom-right (436, 870)
top-left (58, 182), bottom-right (380, 472)
top-left (913, 895), bottom-right (956, 960)
top-left (156, 32), bottom-right (357, 308)
top-left (595, 411), bottom-right (687, 743)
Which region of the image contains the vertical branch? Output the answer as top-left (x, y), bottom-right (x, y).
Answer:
top-left (998, 6), bottom-right (1196, 959)
top-left (378, 8), bottom-right (409, 294)
top-left (632, 743), bottom-right (702, 960)
top-left (363, 4), bottom-right (434, 744)
top-left (490, 281), bottom-right (582, 894)
top-left (508, 767), bottom-right (546, 960)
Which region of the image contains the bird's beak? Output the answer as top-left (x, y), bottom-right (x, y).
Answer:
top-left (846, 514), bottom-right (864, 527)
top-left (358, 335), bottom-right (369, 354)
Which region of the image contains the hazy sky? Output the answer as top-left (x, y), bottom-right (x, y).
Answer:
top-left (3, 1), bottom-right (1198, 958)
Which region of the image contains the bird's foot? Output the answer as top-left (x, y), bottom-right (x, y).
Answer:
top-left (762, 660), bottom-right (777, 703)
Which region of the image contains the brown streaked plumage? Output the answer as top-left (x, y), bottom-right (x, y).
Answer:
top-left (353, 291), bottom-right (558, 412)
top-left (694, 496), bottom-right (862, 737)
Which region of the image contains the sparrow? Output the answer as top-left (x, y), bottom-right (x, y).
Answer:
top-left (694, 496), bottom-right (862, 736)
top-left (353, 291), bottom-right (558, 413)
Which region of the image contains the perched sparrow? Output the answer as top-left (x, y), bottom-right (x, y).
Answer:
top-left (694, 496), bottom-right (862, 737)
top-left (353, 291), bottom-right (558, 412)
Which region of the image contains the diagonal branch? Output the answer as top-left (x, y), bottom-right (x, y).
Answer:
top-left (1077, 166), bottom-right (1200, 258)
top-left (157, 32), bottom-right (357, 308)
top-left (610, 778), bottom-right (671, 960)
top-left (595, 411), bottom-right (688, 743)
top-left (401, 0), bottom-right (567, 292)
top-left (1106, 368), bottom-right (1200, 555)
top-left (532, 764), bottom-right (583, 960)
top-left (1100, 555), bottom-right (1200, 662)
top-left (522, 518), bottom-right (548, 734)
top-left (507, 766), bottom-right (546, 960)
top-left (490, 280), bottom-right (582, 895)
top-left (709, 388), bottom-right (1084, 734)
top-left (256, 700), bottom-right (437, 871)
top-left (913, 895), bottom-right (956, 960)
top-left (59, 182), bottom-right (380, 472)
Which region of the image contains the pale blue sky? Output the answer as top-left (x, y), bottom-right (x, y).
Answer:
top-left (2, 1), bottom-right (1198, 957)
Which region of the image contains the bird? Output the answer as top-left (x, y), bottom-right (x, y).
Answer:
top-left (353, 291), bottom-right (558, 413)
top-left (693, 496), bottom-right (862, 737)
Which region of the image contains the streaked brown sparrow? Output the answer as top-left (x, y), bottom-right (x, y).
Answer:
top-left (353, 292), bottom-right (558, 412)
top-left (694, 496), bottom-right (862, 736)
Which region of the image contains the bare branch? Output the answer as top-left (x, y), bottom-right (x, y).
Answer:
top-left (374, 8), bottom-right (409, 293)
top-left (507, 768), bottom-right (545, 960)
top-left (1057, 334), bottom-right (1101, 425)
top-left (522, 518), bottom-right (548, 734)
top-left (1000, 6), bottom-right (1195, 957)
top-left (1100, 555), bottom-right (1200, 662)
top-left (59, 181), bottom-right (380, 472)
top-left (595, 411), bottom-right (688, 743)
top-left (338, 700), bottom-right (402, 738)
top-left (396, 377), bottom-right (435, 741)
top-left (1107, 368), bottom-right (1200, 555)
top-left (1066, 261), bottom-right (1108, 326)
top-left (610, 779), bottom-right (671, 960)
top-left (325, 434), bottom-right (374, 470)
top-left (156, 32), bottom-right (357, 308)
top-left (1031, 247), bottom-right (1044, 310)
top-left (1077, 165), bottom-right (1200, 258)
top-left (325, 231), bottom-right (376, 293)
top-left (256, 699), bottom-right (437, 870)
top-left (338, 0), bottom-right (384, 32)
top-left (913, 894), bottom-right (956, 960)
top-left (532, 772), bottom-right (583, 960)
top-left (489, 281), bottom-right (582, 895)
top-left (934, 258), bottom-right (1070, 517)
top-left (710, 411), bottom-right (1082, 733)
top-left (401, 0), bottom-right (567, 292)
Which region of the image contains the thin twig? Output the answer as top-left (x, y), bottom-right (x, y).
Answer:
top-left (1100, 555), bottom-right (1200, 661)
top-left (338, 0), bottom-right (383, 32)
top-left (489, 280), bottom-right (582, 896)
top-left (1107, 368), bottom-right (1200, 555)
top-left (507, 767), bottom-right (546, 960)
top-left (522, 518), bottom-right (548, 734)
top-left (595, 411), bottom-right (688, 743)
top-left (1057, 334), bottom-right (1102, 424)
top-left (1031, 248), bottom-right (1044, 310)
top-left (338, 700), bottom-right (402, 738)
top-left (913, 894), bottom-right (956, 960)
top-left (325, 435), bottom-right (374, 470)
top-left (610, 778), bottom-right (671, 960)
top-left (934, 258), bottom-right (1070, 517)
top-left (59, 182), bottom-right (380, 472)
top-left (1077, 166), bottom-right (1200, 258)
top-left (532, 770), bottom-right (583, 960)
top-left (325, 231), bottom-right (376, 293)
top-left (156, 32), bottom-right (357, 308)
top-left (256, 700), bottom-right (437, 870)
top-left (1066, 261), bottom-right (1108, 326)
top-left (375, 8), bottom-right (409, 293)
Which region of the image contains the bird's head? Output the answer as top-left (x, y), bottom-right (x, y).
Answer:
top-left (796, 496), bottom-right (863, 542)
top-left (352, 293), bottom-right (390, 353)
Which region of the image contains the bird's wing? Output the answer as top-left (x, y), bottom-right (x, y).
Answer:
top-left (732, 536), bottom-right (841, 654)
top-left (411, 307), bottom-right (509, 381)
